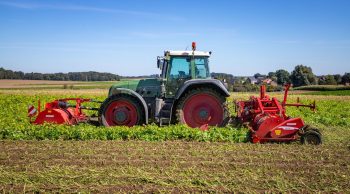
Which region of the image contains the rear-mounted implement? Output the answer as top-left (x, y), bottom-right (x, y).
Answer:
top-left (235, 84), bottom-right (322, 145)
top-left (28, 98), bottom-right (101, 125)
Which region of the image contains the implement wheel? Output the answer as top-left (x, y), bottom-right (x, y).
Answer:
top-left (99, 94), bottom-right (144, 127)
top-left (176, 88), bottom-right (229, 129)
top-left (301, 130), bottom-right (322, 145)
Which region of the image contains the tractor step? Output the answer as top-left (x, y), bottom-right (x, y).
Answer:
top-left (160, 110), bottom-right (171, 118)
top-left (158, 100), bottom-right (173, 126)
top-left (160, 118), bottom-right (170, 126)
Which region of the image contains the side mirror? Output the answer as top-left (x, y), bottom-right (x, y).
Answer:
top-left (157, 56), bottom-right (164, 70)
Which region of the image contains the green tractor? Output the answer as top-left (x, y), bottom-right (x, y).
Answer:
top-left (99, 42), bottom-right (230, 129)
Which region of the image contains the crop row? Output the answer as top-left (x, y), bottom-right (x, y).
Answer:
top-left (0, 91), bottom-right (349, 142)
top-left (0, 93), bottom-right (247, 141)
top-left (0, 123), bottom-right (248, 142)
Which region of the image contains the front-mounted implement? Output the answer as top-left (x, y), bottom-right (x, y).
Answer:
top-left (235, 84), bottom-right (322, 145)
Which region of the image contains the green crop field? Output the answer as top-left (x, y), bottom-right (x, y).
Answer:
top-left (0, 84), bottom-right (349, 193)
top-left (294, 85), bottom-right (350, 91)
top-left (302, 90), bottom-right (350, 96)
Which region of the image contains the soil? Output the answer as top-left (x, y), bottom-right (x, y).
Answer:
top-left (0, 140), bottom-right (349, 193)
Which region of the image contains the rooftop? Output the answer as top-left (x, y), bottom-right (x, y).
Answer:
top-left (165, 50), bottom-right (211, 57)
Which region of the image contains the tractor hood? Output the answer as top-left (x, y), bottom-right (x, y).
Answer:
top-left (108, 78), bottom-right (161, 97)
top-left (110, 79), bottom-right (141, 91)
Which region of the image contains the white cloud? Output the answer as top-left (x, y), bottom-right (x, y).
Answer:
top-left (0, 1), bottom-right (184, 21)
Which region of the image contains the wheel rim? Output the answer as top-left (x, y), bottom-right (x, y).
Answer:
top-left (104, 100), bottom-right (138, 127)
top-left (182, 93), bottom-right (224, 129)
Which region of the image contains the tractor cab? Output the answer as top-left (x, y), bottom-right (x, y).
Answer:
top-left (157, 43), bottom-right (211, 97)
top-left (102, 42), bottom-right (230, 128)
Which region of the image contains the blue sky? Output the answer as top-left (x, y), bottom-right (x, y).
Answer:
top-left (0, 0), bottom-right (349, 76)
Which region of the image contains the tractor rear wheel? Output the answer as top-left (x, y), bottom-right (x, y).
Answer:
top-left (176, 88), bottom-right (229, 129)
top-left (99, 94), bottom-right (145, 127)
top-left (301, 130), bottom-right (322, 145)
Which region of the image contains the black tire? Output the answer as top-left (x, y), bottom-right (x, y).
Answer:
top-left (301, 130), bottom-right (322, 145)
top-left (246, 130), bottom-right (253, 143)
top-left (175, 87), bottom-right (229, 128)
top-left (98, 94), bottom-right (145, 127)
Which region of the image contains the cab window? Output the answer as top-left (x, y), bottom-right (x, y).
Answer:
top-left (195, 58), bottom-right (210, 78)
top-left (168, 57), bottom-right (191, 79)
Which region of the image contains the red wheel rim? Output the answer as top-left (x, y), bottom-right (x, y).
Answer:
top-left (182, 93), bottom-right (224, 129)
top-left (104, 100), bottom-right (138, 127)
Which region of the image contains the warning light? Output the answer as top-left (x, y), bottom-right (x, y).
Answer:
top-left (192, 42), bottom-right (196, 51)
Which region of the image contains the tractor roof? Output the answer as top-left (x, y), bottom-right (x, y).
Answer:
top-left (165, 50), bottom-right (211, 57)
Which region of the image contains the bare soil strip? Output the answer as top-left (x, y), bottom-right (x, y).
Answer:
top-left (0, 141), bottom-right (349, 193)
top-left (0, 80), bottom-right (86, 88)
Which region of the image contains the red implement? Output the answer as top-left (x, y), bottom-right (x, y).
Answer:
top-left (236, 84), bottom-right (321, 144)
top-left (28, 98), bottom-right (99, 125)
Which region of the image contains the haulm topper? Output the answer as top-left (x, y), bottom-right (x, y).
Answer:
top-left (235, 84), bottom-right (321, 144)
top-left (28, 98), bottom-right (101, 125)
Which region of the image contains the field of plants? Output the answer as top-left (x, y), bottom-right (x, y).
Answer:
top-left (0, 84), bottom-right (350, 192)
top-left (294, 84), bottom-right (350, 91)
top-left (0, 89), bottom-right (247, 142)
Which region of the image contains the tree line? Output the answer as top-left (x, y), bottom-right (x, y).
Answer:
top-left (262, 65), bottom-right (350, 87)
top-left (212, 64), bottom-right (350, 92)
top-left (0, 67), bottom-right (120, 81)
top-left (2, 65), bottom-right (349, 88)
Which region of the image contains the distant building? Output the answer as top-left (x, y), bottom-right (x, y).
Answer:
top-left (261, 78), bottom-right (272, 84)
top-left (246, 77), bottom-right (258, 84)
top-left (244, 77), bottom-right (278, 86)
top-left (261, 78), bottom-right (278, 86)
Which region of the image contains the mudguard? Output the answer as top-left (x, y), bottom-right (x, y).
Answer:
top-left (174, 79), bottom-right (230, 100)
top-left (109, 87), bottom-right (148, 124)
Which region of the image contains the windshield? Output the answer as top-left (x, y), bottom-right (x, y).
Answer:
top-left (194, 57), bottom-right (210, 78)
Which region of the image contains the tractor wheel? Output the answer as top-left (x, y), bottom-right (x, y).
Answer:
top-left (176, 88), bottom-right (229, 129)
top-left (301, 130), bottom-right (322, 145)
top-left (99, 94), bottom-right (145, 127)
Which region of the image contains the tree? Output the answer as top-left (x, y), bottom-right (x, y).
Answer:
top-left (342, 73), bottom-right (350, 84)
top-left (268, 72), bottom-right (276, 78)
top-left (290, 65), bottom-right (317, 87)
top-left (319, 75), bottom-right (337, 85)
top-left (333, 74), bottom-right (342, 84)
top-left (254, 73), bottom-right (265, 79)
top-left (275, 69), bottom-right (290, 85)
top-left (0, 67), bottom-right (120, 81)
top-left (0, 67), bottom-right (5, 79)
top-left (267, 72), bottom-right (277, 82)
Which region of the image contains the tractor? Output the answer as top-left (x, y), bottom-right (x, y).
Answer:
top-left (98, 42), bottom-right (230, 129)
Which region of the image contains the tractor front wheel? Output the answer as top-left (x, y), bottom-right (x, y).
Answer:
top-left (176, 88), bottom-right (229, 129)
top-left (99, 94), bottom-right (145, 127)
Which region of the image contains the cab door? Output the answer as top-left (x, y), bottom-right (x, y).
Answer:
top-left (165, 57), bottom-right (191, 97)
